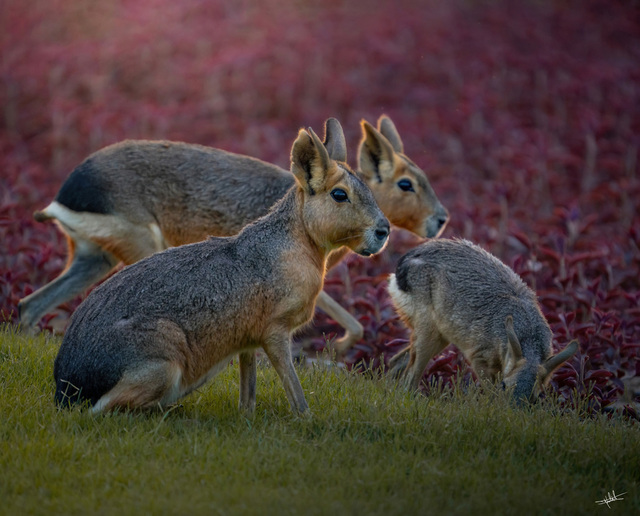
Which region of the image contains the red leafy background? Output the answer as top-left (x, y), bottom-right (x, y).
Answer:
top-left (1, 0), bottom-right (638, 415)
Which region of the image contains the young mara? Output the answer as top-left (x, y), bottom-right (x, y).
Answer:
top-left (388, 239), bottom-right (578, 403)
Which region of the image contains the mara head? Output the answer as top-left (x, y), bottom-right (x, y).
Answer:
top-left (358, 115), bottom-right (448, 239)
top-left (290, 119), bottom-right (390, 257)
top-left (502, 316), bottom-right (579, 403)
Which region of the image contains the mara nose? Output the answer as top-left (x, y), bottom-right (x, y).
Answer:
top-left (436, 207), bottom-right (449, 229)
top-left (375, 220), bottom-right (390, 241)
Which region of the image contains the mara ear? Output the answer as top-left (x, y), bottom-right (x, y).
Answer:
top-left (377, 115), bottom-right (404, 154)
top-left (290, 127), bottom-right (332, 195)
top-left (540, 340), bottom-right (578, 381)
top-left (323, 118), bottom-right (347, 163)
top-left (505, 316), bottom-right (523, 362)
top-left (358, 120), bottom-right (396, 182)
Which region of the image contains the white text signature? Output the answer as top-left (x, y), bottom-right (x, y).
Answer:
top-left (595, 490), bottom-right (626, 509)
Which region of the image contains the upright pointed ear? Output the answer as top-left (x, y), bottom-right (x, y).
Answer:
top-left (505, 316), bottom-right (523, 362)
top-left (540, 340), bottom-right (578, 381)
top-left (290, 127), bottom-right (332, 195)
top-left (358, 120), bottom-right (396, 183)
top-left (323, 118), bottom-right (347, 163)
top-left (378, 115), bottom-right (404, 154)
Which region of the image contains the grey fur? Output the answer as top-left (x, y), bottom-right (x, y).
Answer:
top-left (54, 126), bottom-right (389, 414)
top-left (20, 116), bottom-right (446, 357)
top-left (18, 119), bottom-right (341, 329)
top-left (388, 238), bottom-right (578, 403)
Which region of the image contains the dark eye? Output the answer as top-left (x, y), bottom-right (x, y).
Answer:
top-left (501, 381), bottom-right (506, 390)
top-left (397, 179), bottom-right (414, 192)
top-left (330, 188), bottom-right (349, 203)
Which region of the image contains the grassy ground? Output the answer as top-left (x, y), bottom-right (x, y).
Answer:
top-left (1, 324), bottom-right (637, 516)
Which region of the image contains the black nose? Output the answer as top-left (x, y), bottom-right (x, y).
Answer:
top-left (437, 215), bottom-right (448, 229)
top-left (375, 229), bottom-right (388, 240)
top-left (375, 221), bottom-right (390, 241)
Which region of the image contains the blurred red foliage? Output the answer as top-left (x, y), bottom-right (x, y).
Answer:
top-left (1, 0), bottom-right (638, 415)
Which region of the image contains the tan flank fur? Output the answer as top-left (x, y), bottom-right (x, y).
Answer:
top-left (387, 239), bottom-right (578, 403)
top-left (19, 116), bottom-right (448, 354)
top-left (53, 125), bottom-right (389, 414)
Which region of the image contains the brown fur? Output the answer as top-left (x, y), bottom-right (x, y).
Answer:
top-left (53, 125), bottom-right (390, 414)
top-left (358, 118), bottom-right (448, 239)
top-left (20, 116), bottom-right (447, 357)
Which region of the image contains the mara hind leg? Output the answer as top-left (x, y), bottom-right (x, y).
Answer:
top-left (90, 318), bottom-right (189, 413)
top-left (91, 361), bottom-right (184, 414)
top-left (20, 211), bottom-right (168, 331)
top-left (403, 327), bottom-right (448, 392)
top-left (18, 236), bottom-right (119, 331)
top-left (389, 344), bottom-right (412, 379)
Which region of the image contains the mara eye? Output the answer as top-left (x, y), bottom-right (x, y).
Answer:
top-left (330, 188), bottom-right (349, 203)
top-left (397, 179), bottom-right (414, 192)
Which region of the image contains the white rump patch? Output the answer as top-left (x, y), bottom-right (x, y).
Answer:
top-left (387, 273), bottom-right (415, 318)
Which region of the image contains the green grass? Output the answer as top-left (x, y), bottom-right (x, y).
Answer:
top-left (1, 324), bottom-right (638, 516)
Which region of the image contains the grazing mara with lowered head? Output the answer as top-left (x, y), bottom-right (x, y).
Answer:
top-left (388, 239), bottom-right (578, 403)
